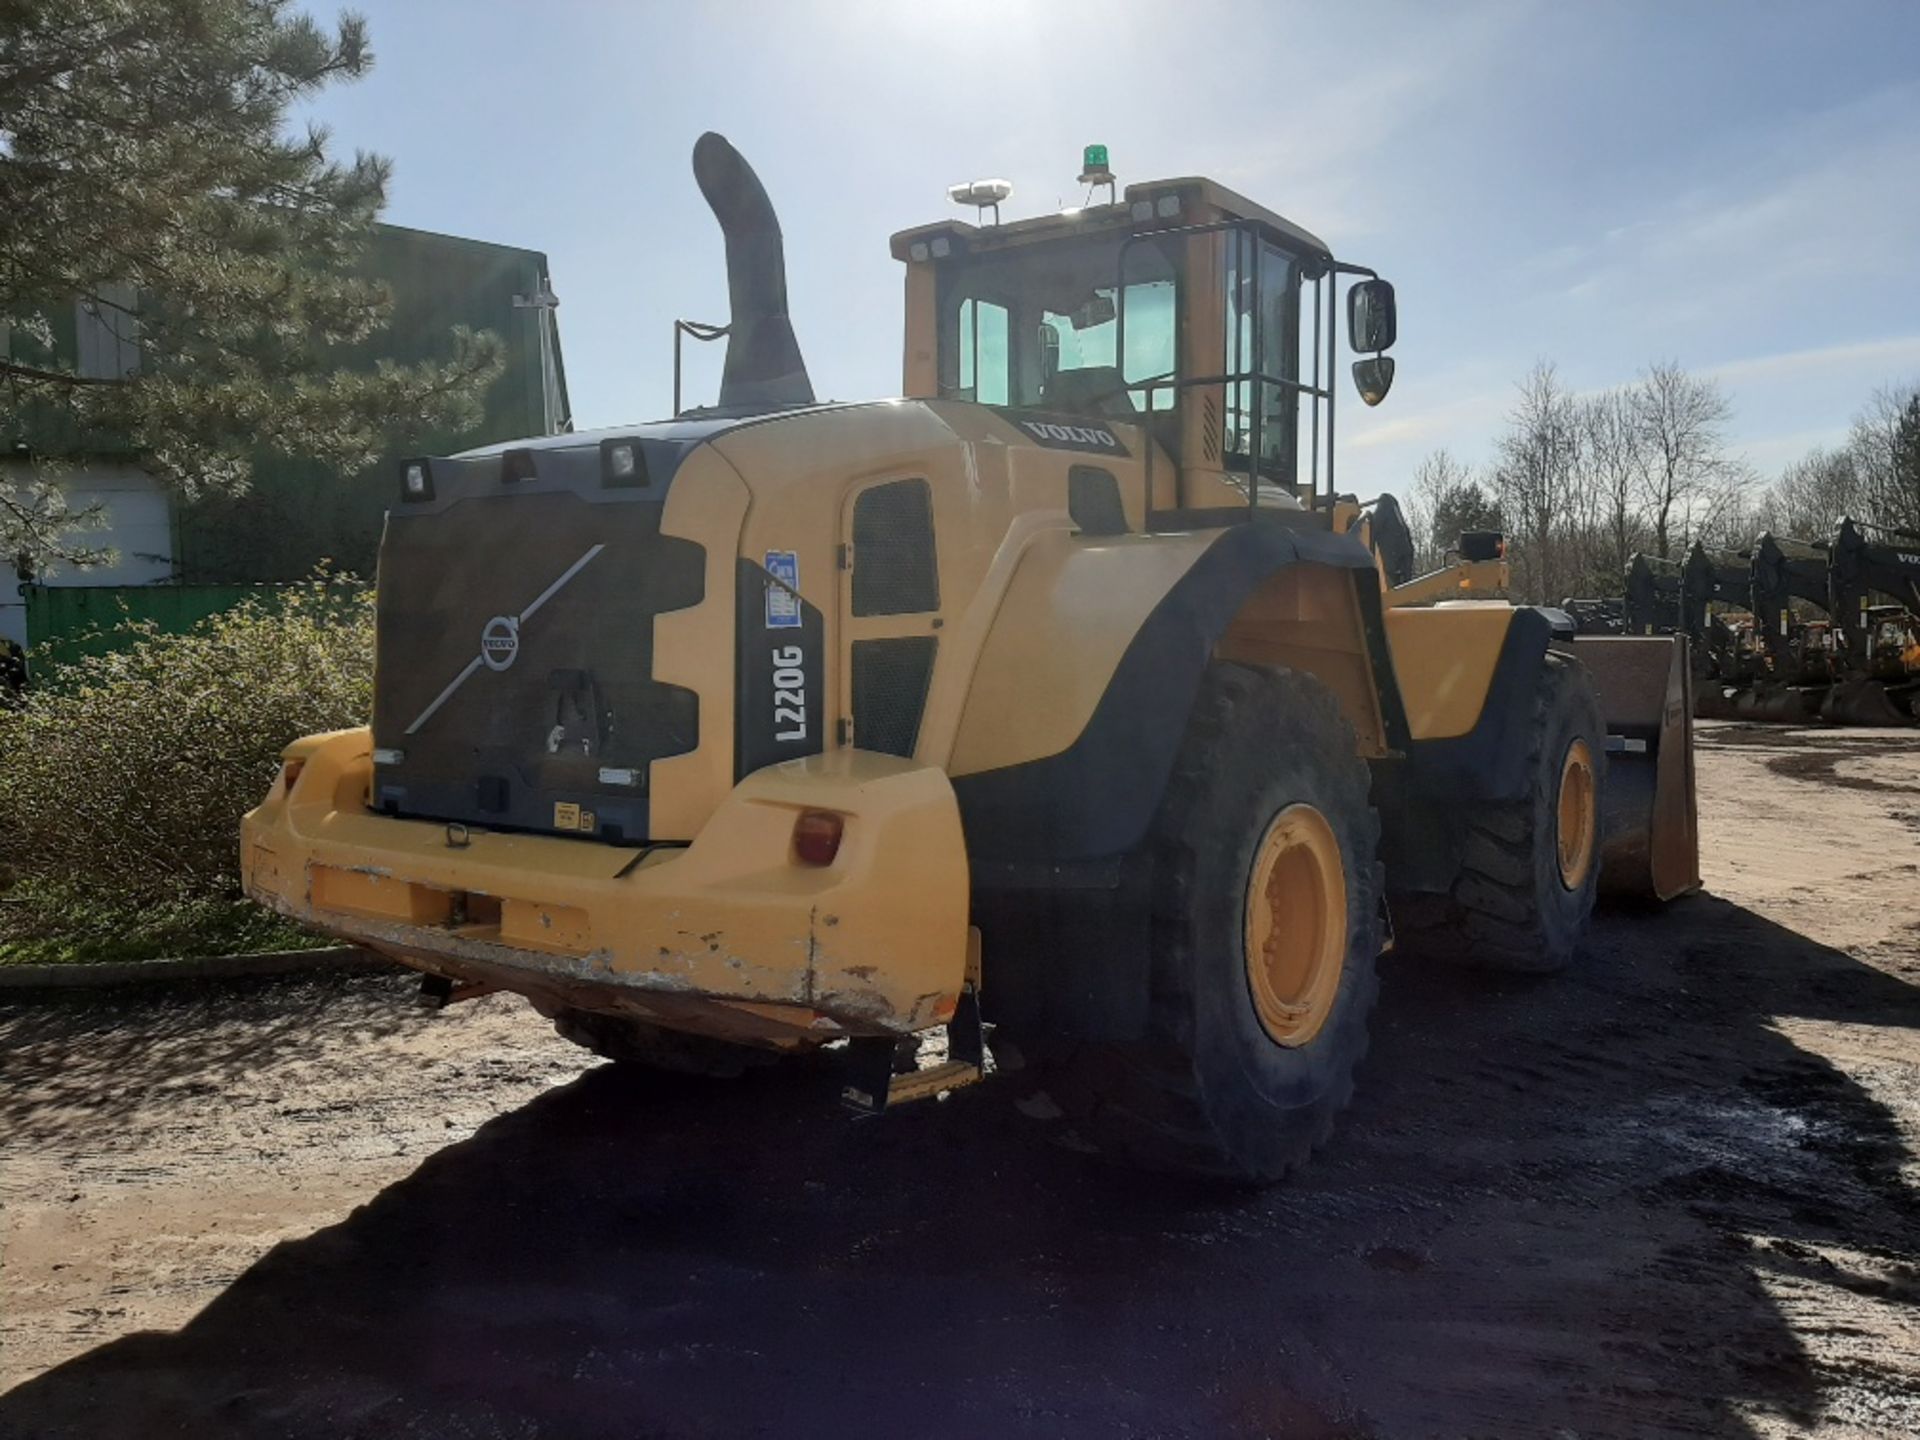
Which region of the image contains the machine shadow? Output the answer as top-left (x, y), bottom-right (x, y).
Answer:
top-left (2, 897), bottom-right (1915, 1439)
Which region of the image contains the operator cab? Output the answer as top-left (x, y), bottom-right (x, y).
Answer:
top-left (891, 158), bottom-right (1397, 524)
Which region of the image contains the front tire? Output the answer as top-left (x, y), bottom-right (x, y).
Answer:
top-left (1014, 664), bottom-right (1383, 1183)
top-left (1394, 649), bottom-right (1605, 973)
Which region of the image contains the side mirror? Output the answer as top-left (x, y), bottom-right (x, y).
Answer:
top-left (1347, 278), bottom-right (1396, 353)
top-left (1352, 356), bottom-right (1395, 406)
top-left (1038, 324), bottom-right (1061, 395)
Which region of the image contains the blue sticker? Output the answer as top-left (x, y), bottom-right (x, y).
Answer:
top-left (764, 550), bottom-right (801, 628)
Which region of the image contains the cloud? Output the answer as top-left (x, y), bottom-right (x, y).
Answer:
top-left (1703, 334), bottom-right (1920, 387)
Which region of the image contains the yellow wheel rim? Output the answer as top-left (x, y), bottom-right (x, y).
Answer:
top-left (1242, 804), bottom-right (1348, 1048)
top-left (1555, 737), bottom-right (1597, 890)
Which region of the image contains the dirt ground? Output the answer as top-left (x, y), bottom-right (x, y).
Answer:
top-left (2, 720), bottom-right (1916, 1439)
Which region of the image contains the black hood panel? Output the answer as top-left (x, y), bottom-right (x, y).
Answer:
top-left (371, 484), bottom-right (704, 842)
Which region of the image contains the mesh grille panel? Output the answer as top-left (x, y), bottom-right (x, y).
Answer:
top-left (852, 479), bottom-right (938, 616)
top-left (852, 636), bottom-right (938, 758)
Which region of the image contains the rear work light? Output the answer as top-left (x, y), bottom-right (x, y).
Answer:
top-left (400, 458), bottom-right (434, 503)
top-left (500, 448), bottom-right (537, 484)
top-left (600, 438), bottom-right (649, 488)
top-left (792, 810), bottom-right (844, 867)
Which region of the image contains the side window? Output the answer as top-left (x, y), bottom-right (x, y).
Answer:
top-left (851, 478), bottom-right (939, 616)
top-left (956, 297), bottom-right (1009, 405)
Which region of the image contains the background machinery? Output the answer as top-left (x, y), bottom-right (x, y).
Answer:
top-left (1573, 524), bottom-right (1919, 726)
top-left (1828, 518), bottom-right (1920, 721)
top-left (243, 136), bottom-right (1699, 1183)
top-left (1623, 553), bottom-right (1683, 638)
top-left (1680, 541), bottom-right (1758, 716)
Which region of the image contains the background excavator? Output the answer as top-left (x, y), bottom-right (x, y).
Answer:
top-left (1827, 518), bottom-right (1920, 721)
top-left (1573, 523), bottom-right (1919, 725)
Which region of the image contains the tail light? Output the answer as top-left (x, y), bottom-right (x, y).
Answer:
top-left (792, 810), bottom-right (844, 866)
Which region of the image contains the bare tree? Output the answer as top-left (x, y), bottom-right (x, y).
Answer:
top-left (1848, 382), bottom-right (1920, 535)
top-left (1579, 389), bottom-right (1648, 581)
top-left (1762, 446), bottom-right (1862, 540)
top-left (1629, 362), bottom-right (1739, 559)
top-left (1494, 362), bottom-right (1581, 602)
top-left (1405, 449), bottom-right (1471, 573)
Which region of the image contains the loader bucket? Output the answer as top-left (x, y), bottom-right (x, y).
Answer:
top-left (1568, 635), bottom-right (1702, 901)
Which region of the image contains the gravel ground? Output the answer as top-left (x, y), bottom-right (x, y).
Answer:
top-left (1, 720), bottom-right (1916, 1438)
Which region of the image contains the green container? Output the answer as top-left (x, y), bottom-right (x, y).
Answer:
top-left (22, 582), bottom-right (363, 669)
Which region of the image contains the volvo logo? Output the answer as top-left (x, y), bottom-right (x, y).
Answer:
top-left (405, 544), bottom-right (605, 736)
top-left (480, 615), bottom-right (520, 671)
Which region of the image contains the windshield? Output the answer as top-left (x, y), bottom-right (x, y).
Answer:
top-left (937, 234), bottom-right (1179, 421)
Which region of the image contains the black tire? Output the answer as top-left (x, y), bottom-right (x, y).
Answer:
top-left (550, 1008), bottom-right (781, 1078)
top-left (1011, 663), bottom-right (1383, 1183)
top-left (1393, 649), bottom-right (1605, 973)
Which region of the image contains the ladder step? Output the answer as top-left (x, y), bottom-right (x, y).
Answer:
top-left (884, 1059), bottom-right (983, 1106)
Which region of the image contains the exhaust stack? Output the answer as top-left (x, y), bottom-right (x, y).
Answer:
top-left (692, 132), bottom-right (815, 411)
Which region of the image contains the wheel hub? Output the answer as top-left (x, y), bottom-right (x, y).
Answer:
top-left (1242, 803), bottom-right (1348, 1048)
top-left (1555, 737), bottom-right (1597, 890)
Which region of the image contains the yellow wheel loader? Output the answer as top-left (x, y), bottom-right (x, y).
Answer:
top-left (242, 136), bottom-right (1699, 1182)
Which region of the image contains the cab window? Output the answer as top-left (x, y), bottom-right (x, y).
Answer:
top-left (938, 235), bottom-right (1179, 422)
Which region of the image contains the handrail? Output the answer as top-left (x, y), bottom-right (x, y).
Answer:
top-left (672, 319), bottom-right (730, 416)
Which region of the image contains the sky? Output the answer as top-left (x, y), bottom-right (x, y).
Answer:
top-left (302, 0), bottom-right (1920, 502)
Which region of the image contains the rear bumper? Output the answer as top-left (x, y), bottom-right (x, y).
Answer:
top-left (241, 729), bottom-right (971, 1042)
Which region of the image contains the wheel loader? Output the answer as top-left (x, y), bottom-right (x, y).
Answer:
top-left (242, 135), bottom-right (1699, 1182)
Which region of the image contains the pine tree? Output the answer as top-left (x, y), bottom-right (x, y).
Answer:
top-left (0, 0), bottom-right (505, 569)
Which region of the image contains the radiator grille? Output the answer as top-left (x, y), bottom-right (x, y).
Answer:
top-left (852, 478), bottom-right (939, 615)
top-left (851, 636), bottom-right (938, 758)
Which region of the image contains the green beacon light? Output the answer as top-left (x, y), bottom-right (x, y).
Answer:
top-left (1078, 144), bottom-right (1116, 206)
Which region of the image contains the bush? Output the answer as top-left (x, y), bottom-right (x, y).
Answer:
top-left (0, 577), bottom-right (372, 906)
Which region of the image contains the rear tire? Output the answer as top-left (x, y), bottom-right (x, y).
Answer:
top-left (1011, 663), bottom-right (1383, 1183)
top-left (1394, 649), bottom-right (1604, 973)
top-left (550, 1008), bottom-right (782, 1078)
